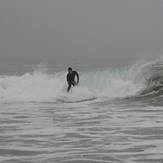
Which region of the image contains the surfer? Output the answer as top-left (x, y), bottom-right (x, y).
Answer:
top-left (67, 67), bottom-right (79, 92)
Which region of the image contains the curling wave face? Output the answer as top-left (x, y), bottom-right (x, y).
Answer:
top-left (0, 58), bottom-right (163, 103)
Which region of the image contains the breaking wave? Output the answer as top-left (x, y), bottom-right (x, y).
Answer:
top-left (0, 58), bottom-right (163, 103)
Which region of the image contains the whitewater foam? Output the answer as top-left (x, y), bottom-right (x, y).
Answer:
top-left (1, 59), bottom-right (163, 103)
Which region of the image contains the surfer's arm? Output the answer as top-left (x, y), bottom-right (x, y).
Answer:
top-left (75, 71), bottom-right (79, 83)
top-left (67, 74), bottom-right (70, 83)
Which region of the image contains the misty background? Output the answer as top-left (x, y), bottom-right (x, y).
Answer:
top-left (0, 0), bottom-right (163, 59)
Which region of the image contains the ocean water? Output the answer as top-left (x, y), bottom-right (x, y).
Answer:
top-left (0, 57), bottom-right (163, 163)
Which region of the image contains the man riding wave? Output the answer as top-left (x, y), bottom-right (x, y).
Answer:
top-left (67, 67), bottom-right (79, 92)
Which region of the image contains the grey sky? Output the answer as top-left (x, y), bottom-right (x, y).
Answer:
top-left (0, 0), bottom-right (163, 59)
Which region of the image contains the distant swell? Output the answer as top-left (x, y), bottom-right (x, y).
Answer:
top-left (0, 58), bottom-right (163, 103)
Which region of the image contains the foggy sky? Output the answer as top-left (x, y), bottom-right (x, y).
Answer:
top-left (0, 0), bottom-right (163, 59)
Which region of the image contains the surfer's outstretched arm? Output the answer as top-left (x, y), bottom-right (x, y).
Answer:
top-left (75, 71), bottom-right (79, 83)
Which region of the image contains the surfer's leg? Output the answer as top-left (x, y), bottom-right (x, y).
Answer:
top-left (67, 83), bottom-right (71, 92)
top-left (67, 82), bottom-right (73, 92)
top-left (67, 82), bottom-right (75, 92)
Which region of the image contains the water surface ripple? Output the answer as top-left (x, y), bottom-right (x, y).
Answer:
top-left (0, 102), bottom-right (163, 163)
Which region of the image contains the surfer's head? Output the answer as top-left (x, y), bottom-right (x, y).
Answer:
top-left (68, 67), bottom-right (72, 74)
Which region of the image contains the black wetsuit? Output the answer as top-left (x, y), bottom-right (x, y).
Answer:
top-left (67, 71), bottom-right (79, 92)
